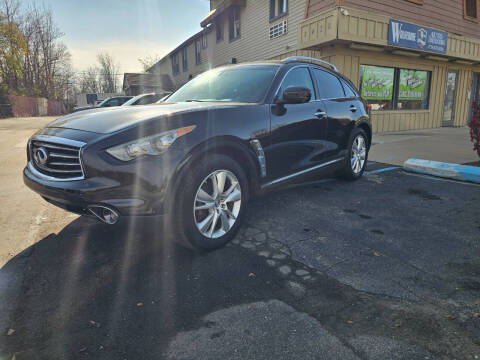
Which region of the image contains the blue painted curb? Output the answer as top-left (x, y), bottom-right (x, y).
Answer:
top-left (403, 159), bottom-right (480, 184)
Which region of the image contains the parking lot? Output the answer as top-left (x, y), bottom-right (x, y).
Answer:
top-left (1, 118), bottom-right (480, 360)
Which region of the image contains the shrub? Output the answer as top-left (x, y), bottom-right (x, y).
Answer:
top-left (469, 101), bottom-right (480, 158)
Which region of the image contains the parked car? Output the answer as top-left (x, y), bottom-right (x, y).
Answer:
top-left (24, 57), bottom-right (371, 250)
top-left (73, 96), bottom-right (133, 112)
top-left (122, 93), bottom-right (171, 106)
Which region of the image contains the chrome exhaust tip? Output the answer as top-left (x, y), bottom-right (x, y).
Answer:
top-left (88, 205), bottom-right (119, 225)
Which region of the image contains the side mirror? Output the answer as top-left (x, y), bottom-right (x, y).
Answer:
top-left (281, 86), bottom-right (311, 104)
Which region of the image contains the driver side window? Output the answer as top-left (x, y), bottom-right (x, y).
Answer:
top-left (278, 67), bottom-right (315, 102)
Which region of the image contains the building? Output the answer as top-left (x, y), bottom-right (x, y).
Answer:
top-left (151, 0), bottom-right (480, 132)
top-left (122, 73), bottom-right (175, 96)
top-left (149, 0), bottom-right (304, 88)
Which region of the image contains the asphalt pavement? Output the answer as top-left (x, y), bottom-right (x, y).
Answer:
top-left (1, 118), bottom-right (480, 359)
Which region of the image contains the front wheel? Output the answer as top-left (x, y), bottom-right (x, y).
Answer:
top-left (339, 128), bottom-right (369, 181)
top-left (175, 154), bottom-right (248, 251)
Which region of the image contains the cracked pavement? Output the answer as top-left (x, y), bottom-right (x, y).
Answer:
top-left (1, 118), bottom-right (480, 359)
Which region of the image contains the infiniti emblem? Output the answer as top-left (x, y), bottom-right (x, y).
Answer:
top-left (34, 147), bottom-right (49, 165)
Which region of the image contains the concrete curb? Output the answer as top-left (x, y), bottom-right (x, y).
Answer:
top-left (403, 158), bottom-right (480, 184)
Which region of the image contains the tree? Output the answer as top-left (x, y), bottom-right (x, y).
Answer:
top-left (78, 66), bottom-right (100, 94)
top-left (138, 54), bottom-right (162, 73)
top-left (0, 0), bottom-right (75, 103)
top-left (0, 5), bottom-right (28, 92)
top-left (97, 52), bottom-right (120, 93)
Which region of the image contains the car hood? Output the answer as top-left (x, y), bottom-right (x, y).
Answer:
top-left (47, 102), bottom-right (242, 134)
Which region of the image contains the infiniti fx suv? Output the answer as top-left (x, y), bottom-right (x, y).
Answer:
top-left (24, 57), bottom-right (371, 250)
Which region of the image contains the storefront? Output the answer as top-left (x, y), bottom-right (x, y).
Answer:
top-left (295, 6), bottom-right (480, 133)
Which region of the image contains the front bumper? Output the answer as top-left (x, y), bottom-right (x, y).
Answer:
top-left (23, 161), bottom-right (163, 216)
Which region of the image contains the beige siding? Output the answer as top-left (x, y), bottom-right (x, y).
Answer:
top-left (326, 46), bottom-right (480, 132)
top-left (307, 0), bottom-right (480, 39)
top-left (213, 0), bottom-right (305, 65)
top-left (307, 0), bottom-right (336, 17)
top-left (155, 0), bottom-right (308, 89)
top-left (300, 6), bottom-right (480, 62)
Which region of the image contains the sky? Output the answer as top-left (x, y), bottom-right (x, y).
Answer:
top-left (39, 0), bottom-right (210, 74)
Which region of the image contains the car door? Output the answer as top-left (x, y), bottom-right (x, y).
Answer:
top-left (265, 66), bottom-right (329, 181)
top-left (311, 68), bottom-right (354, 160)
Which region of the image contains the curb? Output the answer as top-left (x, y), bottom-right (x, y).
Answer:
top-left (403, 159), bottom-right (480, 184)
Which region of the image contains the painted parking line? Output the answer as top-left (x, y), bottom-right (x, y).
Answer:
top-left (364, 166), bottom-right (400, 175)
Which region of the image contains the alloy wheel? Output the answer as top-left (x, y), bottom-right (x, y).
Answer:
top-left (351, 134), bottom-right (367, 174)
top-left (193, 170), bottom-right (242, 239)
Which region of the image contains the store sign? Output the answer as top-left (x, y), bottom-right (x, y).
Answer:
top-left (388, 19), bottom-right (447, 54)
top-left (361, 66), bottom-right (394, 100)
top-left (398, 69), bottom-right (427, 101)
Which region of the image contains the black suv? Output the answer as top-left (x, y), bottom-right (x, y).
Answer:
top-left (24, 57), bottom-right (371, 250)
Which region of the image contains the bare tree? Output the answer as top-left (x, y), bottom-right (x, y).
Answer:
top-left (97, 52), bottom-right (120, 93)
top-left (0, 1), bottom-right (74, 102)
top-left (78, 66), bottom-right (100, 93)
top-left (138, 54), bottom-right (162, 73)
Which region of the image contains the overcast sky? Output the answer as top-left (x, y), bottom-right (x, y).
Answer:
top-left (41, 0), bottom-right (210, 73)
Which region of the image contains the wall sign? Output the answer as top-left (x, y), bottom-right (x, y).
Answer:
top-left (388, 19), bottom-right (447, 54)
top-left (398, 69), bottom-right (428, 101)
top-left (361, 66), bottom-right (394, 101)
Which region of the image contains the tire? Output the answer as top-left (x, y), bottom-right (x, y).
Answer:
top-left (339, 127), bottom-right (369, 181)
top-left (174, 154), bottom-right (248, 251)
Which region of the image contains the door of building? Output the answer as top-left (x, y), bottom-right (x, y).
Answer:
top-left (442, 70), bottom-right (459, 127)
top-left (468, 73), bottom-right (480, 125)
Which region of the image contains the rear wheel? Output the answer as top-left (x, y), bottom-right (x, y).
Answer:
top-left (339, 128), bottom-right (368, 180)
top-left (175, 154), bottom-right (248, 250)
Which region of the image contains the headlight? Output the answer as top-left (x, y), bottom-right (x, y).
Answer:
top-left (106, 125), bottom-right (196, 161)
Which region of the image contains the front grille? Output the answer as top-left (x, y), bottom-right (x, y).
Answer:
top-left (30, 137), bottom-right (85, 180)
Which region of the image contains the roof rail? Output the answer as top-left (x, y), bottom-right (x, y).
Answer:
top-left (281, 56), bottom-right (338, 72)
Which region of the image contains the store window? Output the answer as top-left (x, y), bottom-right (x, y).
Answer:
top-left (360, 66), bottom-right (395, 110)
top-left (397, 69), bottom-right (431, 110)
top-left (360, 65), bottom-right (431, 111)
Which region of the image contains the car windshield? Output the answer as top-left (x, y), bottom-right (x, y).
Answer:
top-left (97, 98), bottom-right (110, 106)
top-left (122, 94), bottom-right (148, 106)
top-left (166, 65), bottom-right (279, 103)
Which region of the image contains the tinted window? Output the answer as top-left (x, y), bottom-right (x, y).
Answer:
top-left (105, 98), bottom-right (121, 106)
top-left (136, 95), bottom-right (156, 105)
top-left (312, 68), bottom-right (345, 99)
top-left (278, 67), bottom-right (315, 101)
top-left (341, 79), bottom-right (357, 98)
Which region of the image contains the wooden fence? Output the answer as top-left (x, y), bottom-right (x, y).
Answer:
top-left (0, 95), bottom-right (66, 118)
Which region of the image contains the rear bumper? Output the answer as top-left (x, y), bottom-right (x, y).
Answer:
top-left (23, 162), bottom-right (161, 216)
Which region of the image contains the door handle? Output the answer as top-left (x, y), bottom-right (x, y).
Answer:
top-left (315, 111), bottom-right (326, 118)
top-left (350, 105), bottom-right (357, 112)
